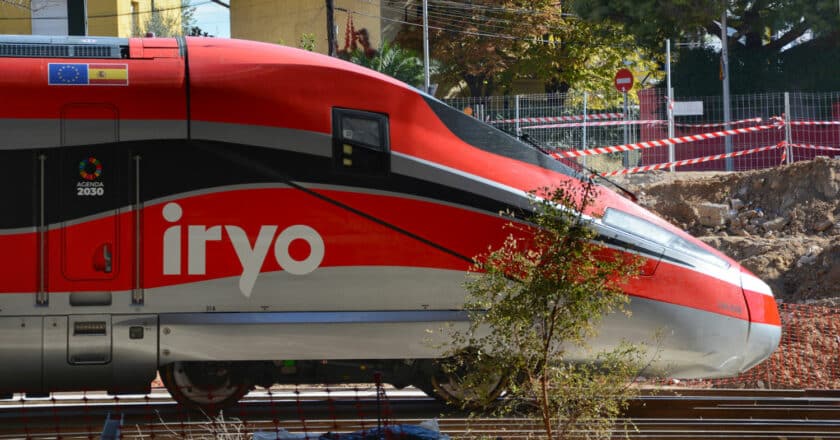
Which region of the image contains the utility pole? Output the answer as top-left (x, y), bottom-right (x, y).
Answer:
top-left (721, 5), bottom-right (733, 171)
top-left (666, 38), bottom-right (675, 171)
top-left (67, 0), bottom-right (87, 36)
top-left (422, 0), bottom-right (430, 94)
top-left (326, 0), bottom-right (336, 57)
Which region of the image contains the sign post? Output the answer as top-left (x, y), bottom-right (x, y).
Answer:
top-left (614, 69), bottom-right (634, 167)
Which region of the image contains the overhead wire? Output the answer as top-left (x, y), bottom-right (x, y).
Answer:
top-left (338, 6), bottom-right (522, 41)
top-left (353, 0), bottom-right (559, 43)
top-left (378, 4), bottom-right (525, 34)
top-left (341, 1), bottom-right (635, 48)
top-left (380, 1), bottom-right (551, 30)
top-left (370, 0), bottom-right (621, 39)
top-left (427, 0), bottom-right (560, 16)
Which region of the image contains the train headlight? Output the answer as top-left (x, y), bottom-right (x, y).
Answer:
top-left (602, 208), bottom-right (730, 269)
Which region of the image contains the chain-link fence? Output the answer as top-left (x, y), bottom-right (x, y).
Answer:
top-left (445, 90), bottom-right (840, 174)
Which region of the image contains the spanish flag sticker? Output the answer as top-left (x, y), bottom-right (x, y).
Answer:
top-left (88, 64), bottom-right (129, 86)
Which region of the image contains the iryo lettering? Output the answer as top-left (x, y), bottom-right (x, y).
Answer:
top-left (161, 202), bottom-right (325, 297)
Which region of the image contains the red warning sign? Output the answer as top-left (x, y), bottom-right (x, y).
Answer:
top-left (614, 68), bottom-right (634, 93)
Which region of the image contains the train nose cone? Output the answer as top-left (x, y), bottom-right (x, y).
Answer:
top-left (739, 272), bottom-right (782, 372)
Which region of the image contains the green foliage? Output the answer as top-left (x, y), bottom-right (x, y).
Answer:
top-left (133, 0), bottom-right (194, 37)
top-left (347, 42), bottom-right (433, 89)
top-left (574, 0), bottom-right (840, 93)
top-left (189, 26), bottom-right (213, 37)
top-left (395, 0), bottom-right (661, 97)
top-left (574, 0), bottom-right (721, 47)
top-left (299, 33), bottom-right (317, 52)
top-left (447, 181), bottom-right (649, 439)
top-left (778, 36), bottom-right (840, 91)
top-left (668, 34), bottom-right (840, 94)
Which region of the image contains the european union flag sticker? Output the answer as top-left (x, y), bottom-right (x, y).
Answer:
top-left (49, 63), bottom-right (89, 85)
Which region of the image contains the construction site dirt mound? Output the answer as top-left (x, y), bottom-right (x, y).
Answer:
top-left (612, 157), bottom-right (840, 304)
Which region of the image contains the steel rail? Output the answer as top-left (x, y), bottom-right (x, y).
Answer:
top-left (1, 389), bottom-right (839, 439)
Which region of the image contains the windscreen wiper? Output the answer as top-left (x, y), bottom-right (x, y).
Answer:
top-left (514, 131), bottom-right (638, 203)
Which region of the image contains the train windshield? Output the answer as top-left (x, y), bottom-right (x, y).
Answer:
top-left (423, 97), bottom-right (580, 178)
top-left (602, 208), bottom-right (730, 269)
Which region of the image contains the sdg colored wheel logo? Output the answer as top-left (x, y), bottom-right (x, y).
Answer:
top-left (79, 156), bottom-right (102, 181)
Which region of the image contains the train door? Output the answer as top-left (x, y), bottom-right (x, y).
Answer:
top-left (58, 104), bottom-right (121, 288)
top-left (39, 103), bottom-right (137, 392)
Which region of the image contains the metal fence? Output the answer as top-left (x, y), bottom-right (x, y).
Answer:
top-left (445, 90), bottom-right (840, 174)
top-left (446, 90), bottom-right (644, 172)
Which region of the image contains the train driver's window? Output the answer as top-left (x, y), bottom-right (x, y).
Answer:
top-left (332, 108), bottom-right (390, 176)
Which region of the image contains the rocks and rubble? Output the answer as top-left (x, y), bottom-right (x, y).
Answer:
top-left (612, 157), bottom-right (840, 303)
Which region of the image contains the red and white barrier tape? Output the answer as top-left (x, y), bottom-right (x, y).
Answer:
top-left (521, 117), bottom-right (764, 130)
top-left (487, 112), bottom-right (624, 124)
top-left (490, 114), bottom-right (840, 129)
top-left (787, 143), bottom-right (840, 152)
top-left (551, 121), bottom-right (784, 159)
top-left (492, 115), bottom-right (778, 129)
top-left (522, 119), bottom-right (661, 129)
top-left (599, 143), bottom-right (786, 176)
top-left (788, 120), bottom-right (840, 126)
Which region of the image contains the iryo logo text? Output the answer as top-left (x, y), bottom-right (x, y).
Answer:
top-left (161, 202), bottom-right (325, 297)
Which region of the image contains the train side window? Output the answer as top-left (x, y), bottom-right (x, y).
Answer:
top-left (332, 108), bottom-right (389, 176)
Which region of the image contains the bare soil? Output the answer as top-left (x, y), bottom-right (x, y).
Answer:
top-left (612, 157), bottom-right (840, 304)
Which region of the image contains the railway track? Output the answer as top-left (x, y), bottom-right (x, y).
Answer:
top-left (0, 388), bottom-right (838, 439)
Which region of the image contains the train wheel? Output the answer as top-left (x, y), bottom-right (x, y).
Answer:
top-left (423, 356), bottom-right (507, 409)
top-left (160, 362), bottom-right (252, 412)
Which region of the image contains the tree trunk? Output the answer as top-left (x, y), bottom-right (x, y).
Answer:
top-left (540, 374), bottom-right (554, 439)
top-left (464, 73), bottom-right (499, 97)
top-left (464, 74), bottom-right (484, 97)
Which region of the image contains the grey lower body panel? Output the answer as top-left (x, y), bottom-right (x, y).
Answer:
top-left (158, 297), bottom-right (758, 379)
top-left (159, 311), bottom-right (470, 363)
top-left (0, 314), bottom-right (158, 395)
top-left (582, 297), bottom-right (754, 379)
top-left (0, 297), bottom-right (770, 394)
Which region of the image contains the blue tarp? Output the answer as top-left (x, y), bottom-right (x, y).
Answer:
top-left (251, 424), bottom-right (450, 440)
top-left (319, 425), bottom-right (449, 440)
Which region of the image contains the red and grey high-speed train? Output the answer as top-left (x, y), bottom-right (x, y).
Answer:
top-left (0, 35), bottom-right (780, 408)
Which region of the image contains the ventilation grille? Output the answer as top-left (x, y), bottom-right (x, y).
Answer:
top-left (73, 45), bottom-right (118, 58)
top-left (0, 44), bottom-right (68, 57)
top-left (0, 43), bottom-right (122, 58)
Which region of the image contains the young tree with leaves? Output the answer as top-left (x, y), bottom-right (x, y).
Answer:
top-left (438, 180), bottom-right (649, 439)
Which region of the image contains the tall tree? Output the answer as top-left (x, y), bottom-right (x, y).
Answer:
top-left (395, 0), bottom-right (660, 97)
top-left (574, 0), bottom-right (840, 93)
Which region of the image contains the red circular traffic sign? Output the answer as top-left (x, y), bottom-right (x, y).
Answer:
top-left (614, 68), bottom-right (634, 93)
